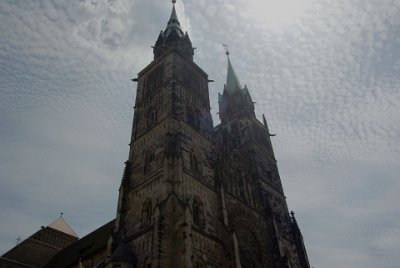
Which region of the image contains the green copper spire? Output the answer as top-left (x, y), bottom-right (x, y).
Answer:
top-left (226, 56), bottom-right (242, 94)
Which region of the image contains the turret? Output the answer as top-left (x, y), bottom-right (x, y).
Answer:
top-left (153, 1), bottom-right (194, 60)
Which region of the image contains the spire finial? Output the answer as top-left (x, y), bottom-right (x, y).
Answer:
top-left (223, 44), bottom-right (229, 56)
top-left (60, 212), bottom-right (63, 218)
top-left (168, 1), bottom-right (179, 25)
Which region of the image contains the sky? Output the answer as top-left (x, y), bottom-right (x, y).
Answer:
top-left (0, 0), bottom-right (399, 267)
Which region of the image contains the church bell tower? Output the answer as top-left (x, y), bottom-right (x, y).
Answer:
top-left (108, 2), bottom-right (310, 268)
top-left (110, 2), bottom-right (224, 268)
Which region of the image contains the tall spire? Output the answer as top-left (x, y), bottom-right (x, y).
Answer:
top-left (223, 46), bottom-right (243, 94)
top-left (219, 45), bottom-right (255, 121)
top-left (153, 0), bottom-right (194, 60)
top-left (164, 0), bottom-right (183, 38)
top-left (226, 57), bottom-right (242, 94)
top-left (169, 0), bottom-right (179, 24)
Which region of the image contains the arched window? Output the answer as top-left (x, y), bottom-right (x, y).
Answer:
top-left (141, 198), bottom-right (152, 226)
top-left (193, 196), bottom-right (204, 227)
top-left (189, 150), bottom-right (199, 172)
top-left (144, 149), bottom-right (155, 174)
top-left (147, 108), bottom-right (158, 129)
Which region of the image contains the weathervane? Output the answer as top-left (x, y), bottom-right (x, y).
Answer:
top-left (223, 44), bottom-right (229, 56)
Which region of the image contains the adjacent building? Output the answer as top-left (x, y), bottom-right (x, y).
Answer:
top-left (0, 216), bottom-right (78, 267)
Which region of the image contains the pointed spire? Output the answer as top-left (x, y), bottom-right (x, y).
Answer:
top-left (153, 0), bottom-right (193, 60)
top-left (164, 0), bottom-right (184, 38)
top-left (223, 45), bottom-right (243, 94)
top-left (226, 56), bottom-right (242, 94)
top-left (169, 1), bottom-right (179, 25)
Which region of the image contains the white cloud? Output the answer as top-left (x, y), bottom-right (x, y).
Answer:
top-left (0, 0), bottom-right (399, 267)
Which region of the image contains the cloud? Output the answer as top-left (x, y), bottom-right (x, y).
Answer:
top-left (0, 0), bottom-right (399, 267)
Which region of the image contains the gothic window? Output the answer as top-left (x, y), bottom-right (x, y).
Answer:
top-left (146, 64), bottom-right (164, 97)
top-left (141, 198), bottom-right (152, 226)
top-left (193, 196), bottom-right (204, 227)
top-left (187, 107), bottom-right (200, 130)
top-left (144, 149), bottom-right (155, 174)
top-left (183, 69), bottom-right (200, 93)
top-left (189, 149), bottom-right (199, 173)
top-left (147, 108), bottom-right (158, 129)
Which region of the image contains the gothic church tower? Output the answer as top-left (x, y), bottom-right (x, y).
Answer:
top-left (215, 53), bottom-right (310, 268)
top-left (110, 3), bottom-right (224, 268)
top-left (108, 2), bottom-right (310, 268)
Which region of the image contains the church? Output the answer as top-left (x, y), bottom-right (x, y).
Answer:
top-left (1, 1), bottom-right (310, 267)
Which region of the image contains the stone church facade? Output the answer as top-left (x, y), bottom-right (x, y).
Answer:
top-left (105, 3), bottom-right (310, 268)
top-left (2, 2), bottom-right (310, 268)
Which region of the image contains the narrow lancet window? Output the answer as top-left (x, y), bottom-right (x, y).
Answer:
top-left (193, 196), bottom-right (204, 227)
top-left (142, 198), bottom-right (152, 226)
